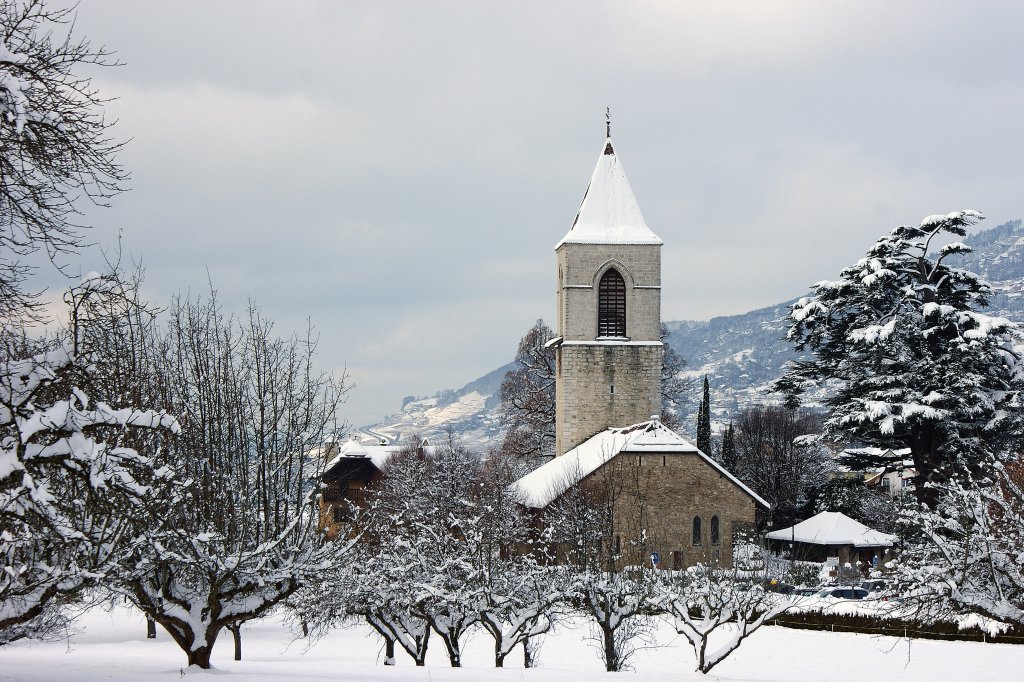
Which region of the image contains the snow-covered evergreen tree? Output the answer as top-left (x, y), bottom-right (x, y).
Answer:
top-left (696, 376), bottom-right (711, 455)
top-left (776, 211), bottom-right (1024, 506)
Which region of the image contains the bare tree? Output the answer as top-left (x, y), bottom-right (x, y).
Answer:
top-left (660, 323), bottom-right (690, 431)
top-left (0, 0), bottom-right (127, 322)
top-left (115, 292), bottom-right (351, 669)
top-left (499, 319), bottom-right (556, 462)
top-left (732, 405), bottom-right (832, 530)
top-left (656, 564), bottom-right (796, 674)
top-left (0, 273), bottom-right (178, 642)
top-left (896, 460), bottom-right (1024, 628)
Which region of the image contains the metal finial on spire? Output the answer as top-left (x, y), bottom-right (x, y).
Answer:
top-left (603, 107), bottom-right (614, 155)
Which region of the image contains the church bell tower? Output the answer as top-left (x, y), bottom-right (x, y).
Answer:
top-left (551, 132), bottom-right (663, 456)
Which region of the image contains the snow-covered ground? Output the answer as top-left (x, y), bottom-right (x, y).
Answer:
top-left (1, 606), bottom-right (1021, 681)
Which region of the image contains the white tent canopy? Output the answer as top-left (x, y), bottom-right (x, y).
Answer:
top-left (765, 511), bottom-right (897, 548)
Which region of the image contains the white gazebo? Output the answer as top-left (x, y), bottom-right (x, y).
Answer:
top-left (765, 511), bottom-right (898, 568)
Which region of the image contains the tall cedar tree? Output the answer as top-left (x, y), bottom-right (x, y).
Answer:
top-left (696, 376), bottom-right (712, 455)
top-left (775, 211), bottom-right (1024, 506)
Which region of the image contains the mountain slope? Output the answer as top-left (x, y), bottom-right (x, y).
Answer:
top-left (359, 218), bottom-right (1024, 448)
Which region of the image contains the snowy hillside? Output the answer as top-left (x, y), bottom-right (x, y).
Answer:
top-left (358, 218), bottom-right (1024, 449)
top-left (351, 362), bottom-right (513, 449)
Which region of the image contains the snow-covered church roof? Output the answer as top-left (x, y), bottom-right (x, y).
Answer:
top-left (555, 137), bottom-right (663, 248)
top-left (765, 511), bottom-right (898, 548)
top-left (511, 418), bottom-right (768, 509)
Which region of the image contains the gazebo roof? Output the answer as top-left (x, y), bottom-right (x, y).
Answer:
top-left (765, 511), bottom-right (897, 548)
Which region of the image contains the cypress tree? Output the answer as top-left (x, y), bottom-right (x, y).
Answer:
top-left (696, 376), bottom-right (712, 455)
top-left (720, 422), bottom-right (736, 470)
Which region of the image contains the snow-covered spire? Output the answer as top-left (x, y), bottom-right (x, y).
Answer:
top-left (556, 135), bottom-right (663, 248)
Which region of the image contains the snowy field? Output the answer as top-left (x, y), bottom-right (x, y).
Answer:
top-left (1, 606), bottom-right (1022, 681)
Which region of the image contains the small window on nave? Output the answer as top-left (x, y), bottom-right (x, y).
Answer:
top-left (598, 268), bottom-right (626, 337)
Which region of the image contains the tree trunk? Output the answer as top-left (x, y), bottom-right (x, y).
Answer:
top-left (188, 646), bottom-right (213, 669)
top-left (603, 624), bottom-right (618, 672)
top-left (384, 637), bottom-right (396, 666)
top-left (228, 622), bottom-right (242, 661)
top-left (494, 638), bottom-right (506, 668)
top-left (146, 617), bottom-right (156, 639)
top-left (430, 623), bottom-right (464, 668)
top-left (523, 636), bottom-right (536, 668)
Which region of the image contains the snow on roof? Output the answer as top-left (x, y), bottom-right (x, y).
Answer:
top-left (324, 438), bottom-right (436, 473)
top-left (765, 511), bottom-right (898, 548)
top-left (511, 418), bottom-right (768, 509)
top-left (556, 137), bottom-right (663, 248)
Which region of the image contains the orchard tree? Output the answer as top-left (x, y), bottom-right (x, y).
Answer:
top-left (656, 563), bottom-right (797, 674)
top-left (0, 273), bottom-right (179, 642)
top-left (117, 293), bottom-right (351, 669)
top-left (775, 211), bottom-right (1024, 506)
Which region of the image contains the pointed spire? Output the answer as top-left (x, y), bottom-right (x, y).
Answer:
top-left (602, 106), bottom-right (610, 155)
top-left (556, 123), bottom-right (662, 248)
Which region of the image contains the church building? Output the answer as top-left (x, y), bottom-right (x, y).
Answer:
top-left (512, 132), bottom-right (767, 569)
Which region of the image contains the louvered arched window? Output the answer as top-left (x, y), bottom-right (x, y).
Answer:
top-left (692, 516), bottom-right (702, 545)
top-left (598, 268), bottom-right (626, 337)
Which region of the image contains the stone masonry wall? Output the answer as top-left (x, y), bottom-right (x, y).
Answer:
top-left (556, 243), bottom-right (661, 342)
top-left (555, 342), bottom-right (662, 455)
top-left (581, 452), bottom-right (758, 569)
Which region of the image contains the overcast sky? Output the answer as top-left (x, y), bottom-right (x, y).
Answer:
top-left (48, 1), bottom-right (1024, 425)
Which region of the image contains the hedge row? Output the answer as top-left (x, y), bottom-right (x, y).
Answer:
top-left (770, 610), bottom-right (1024, 645)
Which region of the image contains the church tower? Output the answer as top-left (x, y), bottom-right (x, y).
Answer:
top-left (552, 134), bottom-right (663, 456)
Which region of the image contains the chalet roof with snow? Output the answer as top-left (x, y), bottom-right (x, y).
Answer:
top-left (555, 137), bottom-right (663, 248)
top-left (323, 437), bottom-right (436, 477)
top-left (511, 418), bottom-right (769, 509)
top-left (765, 511), bottom-right (898, 548)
